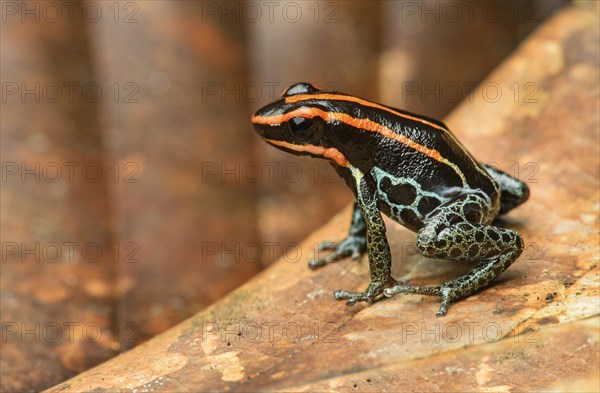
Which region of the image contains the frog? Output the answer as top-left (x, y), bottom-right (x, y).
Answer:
top-left (251, 82), bottom-right (529, 316)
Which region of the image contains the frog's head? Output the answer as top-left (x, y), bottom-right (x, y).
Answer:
top-left (251, 82), bottom-right (349, 167)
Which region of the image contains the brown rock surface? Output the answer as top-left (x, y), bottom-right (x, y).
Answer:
top-left (45, 3), bottom-right (600, 392)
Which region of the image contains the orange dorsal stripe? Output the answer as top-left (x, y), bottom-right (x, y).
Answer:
top-left (285, 94), bottom-right (447, 131)
top-left (252, 107), bottom-right (466, 185)
top-left (253, 108), bottom-right (444, 163)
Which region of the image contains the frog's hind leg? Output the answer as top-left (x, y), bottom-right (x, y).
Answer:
top-left (384, 194), bottom-right (524, 316)
top-left (482, 163), bottom-right (530, 214)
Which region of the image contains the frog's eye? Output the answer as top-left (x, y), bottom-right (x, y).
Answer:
top-left (282, 82), bottom-right (320, 97)
top-left (288, 116), bottom-right (319, 141)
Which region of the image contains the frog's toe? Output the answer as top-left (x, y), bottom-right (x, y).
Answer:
top-left (332, 235), bottom-right (366, 261)
top-left (383, 284), bottom-right (456, 316)
top-left (333, 289), bottom-right (370, 305)
top-left (317, 240), bottom-right (338, 252)
top-left (436, 300), bottom-right (449, 317)
top-left (308, 258), bottom-right (327, 270)
top-left (383, 284), bottom-right (442, 298)
top-left (308, 249), bottom-right (346, 270)
top-left (309, 236), bottom-right (366, 269)
top-left (435, 286), bottom-right (458, 317)
top-left (333, 289), bottom-right (353, 300)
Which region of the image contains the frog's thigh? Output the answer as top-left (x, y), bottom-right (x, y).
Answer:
top-left (417, 194), bottom-right (497, 261)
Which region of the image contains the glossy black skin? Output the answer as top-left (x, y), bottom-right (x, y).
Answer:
top-left (255, 88), bottom-right (498, 224)
top-left (252, 82), bottom-right (529, 316)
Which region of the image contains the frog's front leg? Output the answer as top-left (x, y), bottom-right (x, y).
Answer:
top-left (333, 167), bottom-right (393, 305)
top-left (308, 200), bottom-right (367, 269)
top-left (384, 194), bottom-right (524, 316)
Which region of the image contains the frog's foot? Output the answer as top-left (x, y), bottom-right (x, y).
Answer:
top-left (308, 235), bottom-right (366, 270)
top-left (383, 284), bottom-right (451, 316)
top-left (334, 289), bottom-right (372, 306)
top-left (333, 278), bottom-right (396, 306)
top-left (384, 245), bottom-right (522, 317)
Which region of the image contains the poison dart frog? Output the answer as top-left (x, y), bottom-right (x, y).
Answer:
top-left (251, 82), bottom-right (529, 316)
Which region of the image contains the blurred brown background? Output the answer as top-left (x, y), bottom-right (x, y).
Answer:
top-left (0, 0), bottom-right (567, 391)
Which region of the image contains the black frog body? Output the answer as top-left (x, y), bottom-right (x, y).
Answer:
top-left (252, 82), bottom-right (529, 316)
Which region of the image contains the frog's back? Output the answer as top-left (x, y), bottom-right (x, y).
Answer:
top-left (325, 99), bottom-right (500, 230)
top-left (271, 92), bottom-right (499, 220)
top-left (327, 99), bottom-right (499, 197)
top-left (377, 106), bottom-right (497, 194)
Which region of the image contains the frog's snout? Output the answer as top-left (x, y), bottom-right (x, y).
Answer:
top-left (251, 101), bottom-right (287, 139)
top-left (251, 115), bottom-right (270, 137)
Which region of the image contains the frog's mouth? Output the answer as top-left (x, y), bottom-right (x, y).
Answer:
top-left (263, 138), bottom-right (349, 167)
top-left (251, 120), bottom-right (280, 140)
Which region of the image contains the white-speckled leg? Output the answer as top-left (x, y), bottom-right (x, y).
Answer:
top-left (384, 194), bottom-right (524, 316)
